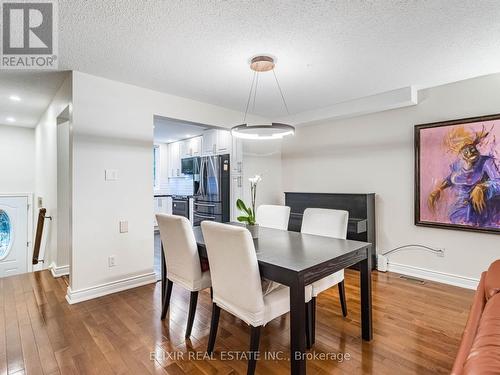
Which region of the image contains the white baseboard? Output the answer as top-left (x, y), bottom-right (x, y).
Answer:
top-left (387, 262), bottom-right (479, 290)
top-left (49, 262), bottom-right (70, 278)
top-left (65, 272), bottom-right (156, 304)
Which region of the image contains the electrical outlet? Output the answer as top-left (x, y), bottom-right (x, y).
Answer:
top-left (108, 256), bottom-right (116, 267)
top-left (436, 248), bottom-right (445, 257)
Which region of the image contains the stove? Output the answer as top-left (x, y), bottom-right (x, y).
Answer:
top-left (172, 196), bottom-right (189, 219)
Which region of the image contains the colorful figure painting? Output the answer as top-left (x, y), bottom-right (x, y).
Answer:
top-left (415, 114), bottom-right (500, 233)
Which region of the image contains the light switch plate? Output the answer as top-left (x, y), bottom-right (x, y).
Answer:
top-left (119, 220), bottom-right (128, 233)
top-left (105, 169), bottom-right (118, 181)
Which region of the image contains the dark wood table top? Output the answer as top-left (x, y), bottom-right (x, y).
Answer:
top-left (193, 225), bottom-right (371, 273)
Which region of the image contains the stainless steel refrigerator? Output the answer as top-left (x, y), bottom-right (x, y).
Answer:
top-left (193, 154), bottom-right (230, 226)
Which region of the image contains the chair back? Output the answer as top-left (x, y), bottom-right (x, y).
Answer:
top-left (156, 214), bottom-right (202, 287)
top-left (201, 221), bottom-right (265, 317)
top-left (256, 204), bottom-right (291, 230)
top-left (301, 208), bottom-right (349, 239)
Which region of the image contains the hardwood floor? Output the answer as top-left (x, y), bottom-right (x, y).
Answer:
top-left (0, 268), bottom-right (473, 374)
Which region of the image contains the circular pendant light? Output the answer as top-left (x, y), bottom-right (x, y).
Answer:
top-left (231, 123), bottom-right (295, 140)
top-left (231, 55), bottom-right (295, 140)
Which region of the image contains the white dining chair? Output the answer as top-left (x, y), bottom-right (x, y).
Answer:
top-left (301, 208), bottom-right (349, 345)
top-left (201, 221), bottom-right (313, 375)
top-left (156, 213), bottom-right (212, 338)
top-left (256, 204), bottom-right (291, 230)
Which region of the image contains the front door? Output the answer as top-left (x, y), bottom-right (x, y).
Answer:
top-left (0, 196), bottom-right (28, 277)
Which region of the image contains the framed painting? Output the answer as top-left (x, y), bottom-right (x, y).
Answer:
top-left (415, 114), bottom-right (500, 234)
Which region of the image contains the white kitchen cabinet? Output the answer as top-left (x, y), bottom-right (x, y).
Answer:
top-left (202, 129), bottom-right (217, 155)
top-left (191, 136), bottom-right (202, 156)
top-left (168, 142), bottom-right (181, 177)
top-left (179, 139), bottom-right (189, 159)
top-left (181, 136), bottom-right (202, 158)
top-left (202, 129), bottom-right (232, 156)
top-left (217, 129), bottom-right (232, 154)
top-left (154, 196), bottom-right (172, 227)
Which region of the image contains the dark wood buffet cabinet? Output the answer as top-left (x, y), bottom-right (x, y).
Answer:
top-left (285, 192), bottom-right (376, 270)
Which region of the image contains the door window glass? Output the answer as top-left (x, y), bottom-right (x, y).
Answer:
top-left (0, 210), bottom-right (12, 259)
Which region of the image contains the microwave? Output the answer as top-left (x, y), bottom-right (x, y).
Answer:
top-left (181, 157), bottom-right (200, 175)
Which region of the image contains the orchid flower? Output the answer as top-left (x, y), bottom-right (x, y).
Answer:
top-left (237, 174), bottom-right (262, 225)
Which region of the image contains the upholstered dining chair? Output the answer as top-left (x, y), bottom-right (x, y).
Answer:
top-left (301, 208), bottom-right (349, 344)
top-left (201, 221), bottom-right (313, 375)
top-left (256, 204), bottom-right (291, 230)
top-left (156, 213), bottom-right (212, 338)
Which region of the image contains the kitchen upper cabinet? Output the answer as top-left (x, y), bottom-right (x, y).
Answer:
top-left (179, 140), bottom-right (188, 159)
top-left (190, 136), bottom-right (202, 156)
top-left (168, 142), bottom-right (181, 177)
top-left (202, 129), bottom-right (217, 155)
top-left (181, 136), bottom-right (202, 158)
top-left (217, 129), bottom-right (232, 153)
top-left (202, 129), bottom-right (232, 155)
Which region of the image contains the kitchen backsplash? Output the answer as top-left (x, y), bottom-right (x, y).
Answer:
top-left (155, 176), bottom-right (194, 196)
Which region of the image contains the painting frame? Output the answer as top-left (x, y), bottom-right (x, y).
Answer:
top-left (415, 113), bottom-right (500, 234)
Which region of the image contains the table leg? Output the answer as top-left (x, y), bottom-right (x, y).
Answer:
top-left (161, 243), bottom-right (166, 305)
top-left (360, 247), bottom-right (372, 341)
top-left (289, 277), bottom-right (306, 375)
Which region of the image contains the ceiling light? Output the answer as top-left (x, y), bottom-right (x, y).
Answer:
top-left (6, 117), bottom-right (15, 123)
top-left (9, 95), bottom-right (21, 101)
top-left (231, 124), bottom-right (295, 140)
top-left (167, 139), bottom-right (174, 143)
top-left (185, 134), bottom-right (191, 138)
top-left (231, 55), bottom-right (295, 140)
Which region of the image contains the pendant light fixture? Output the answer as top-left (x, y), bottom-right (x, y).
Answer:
top-left (231, 55), bottom-right (295, 140)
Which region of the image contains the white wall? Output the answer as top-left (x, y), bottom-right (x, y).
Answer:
top-left (68, 71), bottom-right (267, 301)
top-left (0, 125), bottom-right (35, 193)
top-left (242, 139), bottom-right (283, 208)
top-left (34, 74), bottom-right (72, 270)
top-left (281, 73), bottom-right (500, 286)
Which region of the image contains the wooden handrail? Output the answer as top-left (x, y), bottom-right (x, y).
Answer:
top-left (32, 208), bottom-right (51, 265)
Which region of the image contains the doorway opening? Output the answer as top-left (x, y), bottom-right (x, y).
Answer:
top-left (152, 115), bottom-right (243, 280)
top-left (0, 71), bottom-right (70, 279)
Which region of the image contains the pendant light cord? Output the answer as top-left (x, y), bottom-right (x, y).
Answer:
top-left (272, 68), bottom-right (290, 115)
top-left (243, 71), bottom-right (257, 123)
top-left (243, 62), bottom-right (290, 122)
top-left (252, 73), bottom-right (259, 112)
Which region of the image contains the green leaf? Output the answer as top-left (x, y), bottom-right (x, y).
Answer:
top-left (237, 199), bottom-right (253, 217)
top-left (237, 216), bottom-right (250, 223)
top-left (236, 199), bottom-right (247, 212)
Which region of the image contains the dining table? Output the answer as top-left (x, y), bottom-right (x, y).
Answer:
top-left (161, 225), bottom-right (373, 375)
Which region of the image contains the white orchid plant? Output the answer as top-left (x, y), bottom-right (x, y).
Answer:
top-left (236, 174), bottom-right (262, 226)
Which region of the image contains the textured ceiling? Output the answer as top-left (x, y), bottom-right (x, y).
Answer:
top-left (39, 1), bottom-right (500, 118)
top-left (0, 72), bottom-right (68, 128)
